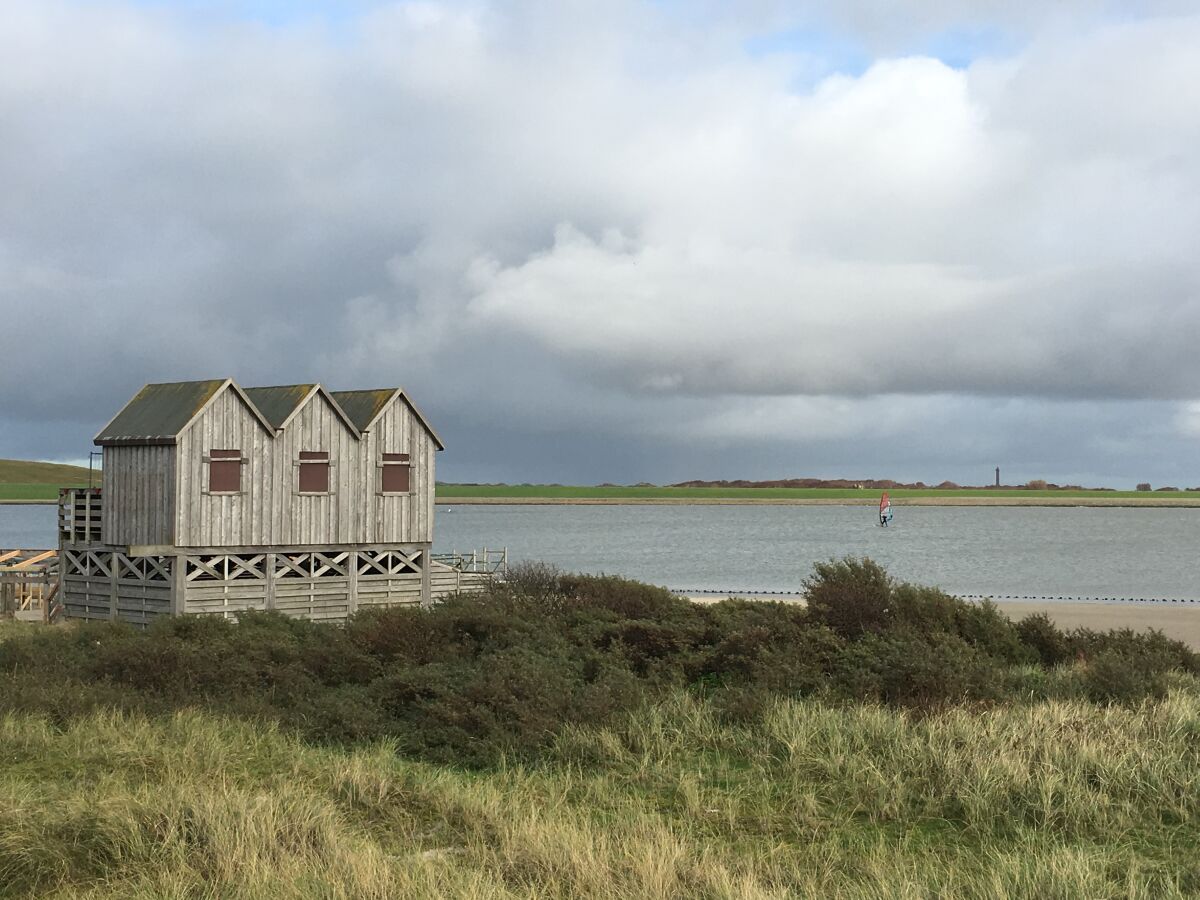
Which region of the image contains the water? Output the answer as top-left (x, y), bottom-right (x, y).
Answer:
top-left (0, 505), bottom-right (56, 551)
top-left (434, 504), bottom-right (1200, 601)
top-left (6, 502), bottom-right (1198, 600)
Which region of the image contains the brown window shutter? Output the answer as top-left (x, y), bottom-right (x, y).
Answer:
top-left (382, 462), bottom-right (410, 493)
top-left (298, 451), bottom-right (330, 493)
top-left (209, 449), bottom-right (241, 492)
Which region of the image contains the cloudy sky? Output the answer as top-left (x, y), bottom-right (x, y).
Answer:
top-left (2, 0), bottom-right (1198, 487)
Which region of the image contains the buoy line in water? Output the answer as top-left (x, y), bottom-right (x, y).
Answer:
top-left (672, 588), bottom-right (1200, 604)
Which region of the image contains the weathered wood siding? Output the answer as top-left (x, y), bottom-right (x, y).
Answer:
top-left (172, 386), bottom-right (436, 548)
top-left (175, 385), bottom-right (276, 548)
top-left (101, 445), bottom-right (176, 546)
top-left (361, 397), bottom-right (437, 544)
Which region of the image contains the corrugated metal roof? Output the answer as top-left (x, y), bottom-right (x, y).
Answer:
top-left (95, 380), bottom-right (227, 444)
top-left (330, 389), bottom-right (396, 432)
top-left (243, 385), bottom-right (316, 430)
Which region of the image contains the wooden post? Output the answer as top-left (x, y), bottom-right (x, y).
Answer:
top-left (420, 543), bottom-right (432, 609)
top-left (108, 552), bottom-right (118, 621)
top-left (170, 555), bottom-right (186, 616)
top-left (265, 553), bottom-right (276, 611)
top-left (347, 550), bottom-right (358, 615)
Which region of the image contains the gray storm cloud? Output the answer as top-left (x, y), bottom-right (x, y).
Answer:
top-left (0, 1), bottom-right (1198, 485)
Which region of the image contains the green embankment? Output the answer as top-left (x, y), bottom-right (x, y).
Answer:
top-left (436, 482), bottom-right (1178, 503)
top-left (2, 561), bottom-right (1200, 896)
top-left (0, 459), bottom-right (95, 502)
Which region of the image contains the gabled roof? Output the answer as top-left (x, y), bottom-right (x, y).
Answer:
top-left (331, 388), bottom-right (445, 450)
top-left (330, 389), bottom-right (395, 432)
top-left (243, 384), bottom-right (317, 430)
top-left (243, 383), bottom-right (361, 437)
top-left (95, 379), bottom-right (274, 446)
top-left (96, 379), bottom-right (441, 448)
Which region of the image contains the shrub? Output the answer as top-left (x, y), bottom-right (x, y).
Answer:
top-left (803, 557), bottom-right (893, 638)
top-left (1026, 479), bottom-right (1048, 490)
top-left (1136, 483), bottom-right (1152, 492)
top-left (889, 586), bottom-right (1031, 664)
top-left (830, 632), bottom-right (1001, 708)
top-left (1066, 627), bottom-right (1199, 675)
top-left (1016, 613), bottom-right (1072, 666)
top-left (1, 564), bottom-right (1194, 767)
top-left (1081, 649), bottom-right (1169, 705)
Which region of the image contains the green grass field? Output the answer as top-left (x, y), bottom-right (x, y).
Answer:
top-left (435, 483), bottom-right (1179, 502)
top-left (0, 459), bottom-right (95, 501)
top-left (0, 483), bottom-right (86, 501)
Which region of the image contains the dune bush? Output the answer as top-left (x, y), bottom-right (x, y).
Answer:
top-left (2, 558), bottom-right (1197, 765)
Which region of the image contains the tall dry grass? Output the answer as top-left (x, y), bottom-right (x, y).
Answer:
top-left (3, 683), bottom-right (1199, 899)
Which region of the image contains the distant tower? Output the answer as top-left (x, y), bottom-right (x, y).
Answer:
top-left (995, 467), bottom-right (1000, 487)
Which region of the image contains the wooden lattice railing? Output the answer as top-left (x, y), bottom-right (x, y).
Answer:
top-left (431, 548), bottom-right (508, 576)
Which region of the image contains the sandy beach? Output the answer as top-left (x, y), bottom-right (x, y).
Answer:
top-left (685, 595), bottom-right (1200, 650)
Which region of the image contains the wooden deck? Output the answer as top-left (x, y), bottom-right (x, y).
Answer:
top-left (6, 540), bottom-right (502, 628)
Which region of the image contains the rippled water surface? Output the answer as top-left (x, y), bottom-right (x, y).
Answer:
top-left (5, 502), bottom-right (1198, 599)
top-left (434, 503), bottom-right (1200, 600)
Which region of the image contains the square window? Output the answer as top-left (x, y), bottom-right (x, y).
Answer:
top-left (209, 449), bottom-right (241, 492)
top-left (382, 453), bottom-right (410, 493)
top-left (299, 451), bottom-right (330, 493)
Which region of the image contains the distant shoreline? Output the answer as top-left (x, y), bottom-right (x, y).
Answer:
top-left (7, 495), bottom-right (1200, 508)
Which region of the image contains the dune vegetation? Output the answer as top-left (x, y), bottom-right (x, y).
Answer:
top-left (2, 559), bottom-right (1199, 898)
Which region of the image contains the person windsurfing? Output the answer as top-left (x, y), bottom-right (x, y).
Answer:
top-left (879, 491), bottom-right (893, 527)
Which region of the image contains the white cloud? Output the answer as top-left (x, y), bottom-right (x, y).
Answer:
top-left (1, 1), bottom-right (1198, 483)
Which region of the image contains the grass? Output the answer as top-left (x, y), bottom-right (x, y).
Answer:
top-left (0, 483), bottom-right (88, 502)
top-left (435, 483), bottom-right (1186, 503)
top-left (0, 459), bottom-right (94, 485)
top-left (0, 459), bottom-right (96, 502)
top-left (2, 561), bottom-right (1199, 896)
top-left (1, 691), bottom-right (1198, 898)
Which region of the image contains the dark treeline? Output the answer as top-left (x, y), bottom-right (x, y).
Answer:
top-left (670, 478), bottom-right (1101, 490)
top-left (1, 558), bottom-right (1195, 767)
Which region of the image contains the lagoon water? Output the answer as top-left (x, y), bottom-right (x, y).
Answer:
top-left (5, 502), bottom-right (1198, 600)
top-left (435, 504), bottom-right (1200, 601)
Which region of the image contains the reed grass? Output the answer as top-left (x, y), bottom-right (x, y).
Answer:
top-left (2, 685), bottom-right (1198, 898)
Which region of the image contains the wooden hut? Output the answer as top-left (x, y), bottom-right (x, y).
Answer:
top-left (59, 379), bottom-right (445, 625)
